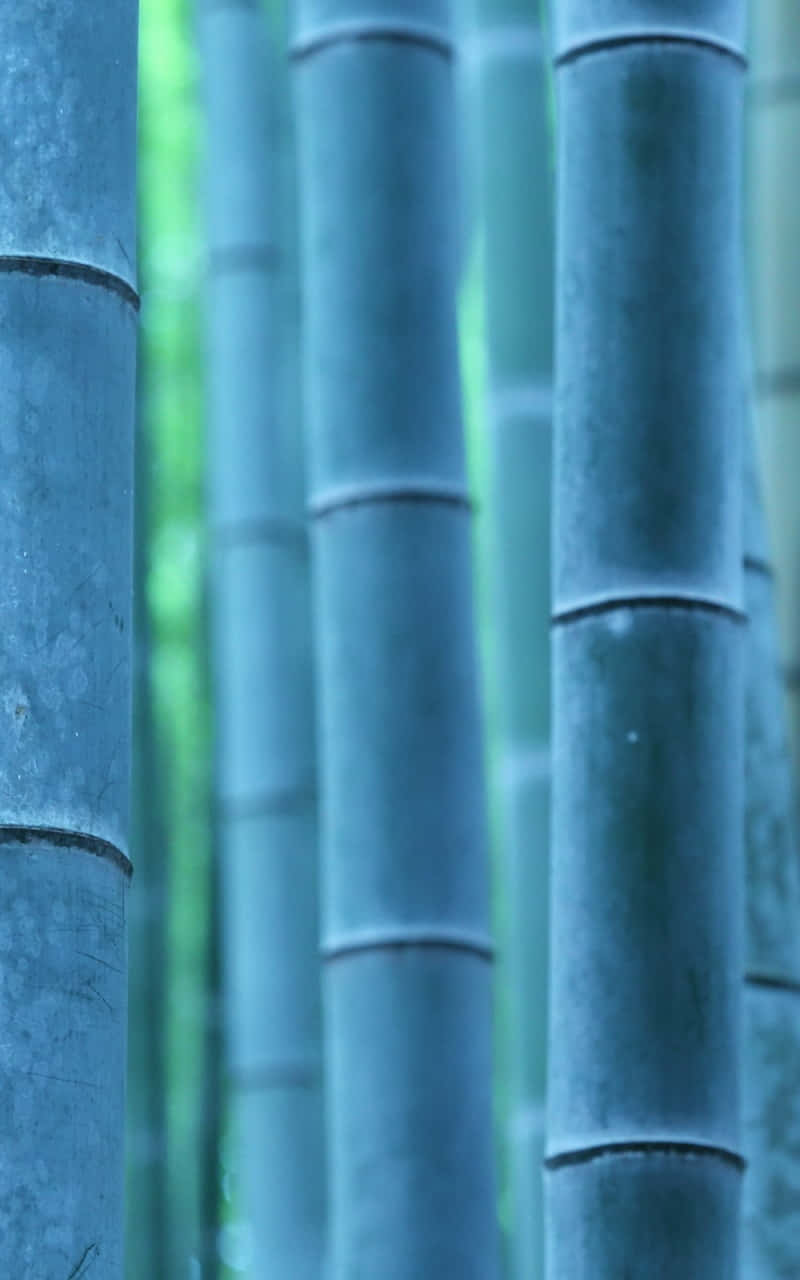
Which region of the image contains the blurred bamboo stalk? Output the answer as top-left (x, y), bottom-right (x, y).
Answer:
top-left (198, 0), bottom-right (326, 1273)
top-left (469, 2), bottom-right (553, 1275)
top-left (126, 373), bottom-right (170, 1279)
top-left (744, 4), bottom-right (800, 1268)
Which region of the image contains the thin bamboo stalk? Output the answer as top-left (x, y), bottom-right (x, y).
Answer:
top-left (126, 380), bottom-right (169, 1279)
top-left (741, 407), bottom-right (800, 1275)
top-left (747, 3), bottom-right (800, 781)
top-left (0, 4), bottom-right (138, 1273)
top-left (198, 0), bottom-right (326, 1273)
top-left (470, 2), bottom-right (553, 1275)
top-left (293, 0), bottom-right (499, 1272)
top-left (547, 2), bottom-right (746, 1272)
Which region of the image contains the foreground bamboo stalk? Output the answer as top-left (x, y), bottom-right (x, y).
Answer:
top-left (0, 4), bottom-right (138, 1273)
top-left (547, 2), bottom-right (746, 1273)
top-left (293, 0), bottom-right (498, 1272)
top-left (199, 0), bottom-right (326, 1272)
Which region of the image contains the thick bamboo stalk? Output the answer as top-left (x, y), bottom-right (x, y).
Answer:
top-left (741, 414), bottom-right (800, 1275)
top-left (293, 1), bottom-right (498, 1273)
top-left (0, 4), bottom-right (138, 1274)
top-left (198, 0), bottom-right (326, 1274)
top-left (470, 2), bottom-right (553, 1275)
top-left (547, 2), bottom-right (746, 1273)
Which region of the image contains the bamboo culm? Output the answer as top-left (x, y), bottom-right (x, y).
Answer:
top-left (0, 4), bottom-right (138, 1275)
top-left (198, 0), bottom-right (326, 1273)
top-left (126, 384), bottom-right (169, 1279)
top-left (747, 2), bottom-right (800, 782)
top-left (294, 0), bottom-right (499, 1272)
top-left (741, 409), bottom-right (800, 1275)
top-left (547, 2), bottom-right (746, 1274)
top-left (470, 0), bottom-right (553, 1275)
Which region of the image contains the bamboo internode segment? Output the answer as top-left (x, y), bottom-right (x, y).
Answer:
top-left (295, 0), bottom-right (498, 1272)
top-left (0, 4), bottom-right (137, 1274)
top-left (199, 0), bottom-right (326, 1274)
top-left (548, 2), bottom-right (746, 1272)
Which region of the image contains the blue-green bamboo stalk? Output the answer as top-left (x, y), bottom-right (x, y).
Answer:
top-left (198, 0), bottom-right (326, 1274)
top-left (0, 5), bottom-right (138, 1274)
top-left (126, 374), bottom-right (169, 1280)
top-left (547, 3), bottom-right (746, 1273)
top-left (741, 405), bottom-right (800, 1275)
top-left (746, 3), bottom-right (800, 781)
top-left (293, 2), bottom-right (498, 1273)
top-left (470, 2), bottom-right (553, 1276)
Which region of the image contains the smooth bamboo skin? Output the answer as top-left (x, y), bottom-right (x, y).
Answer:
top-left (199, 1), bottom-right (326, 1274)
top-left (741, 419), bottom-right (800, 1272)
top-left (547, 4), bottom-right (746, 1275)
top-left (747, 5), bottom-right (800, 781)
top-left (125, 406), bottom-right (169, 1279)
top-left (471, 2), bottom-right (553, 1275)
top-left (294, 1), bottom-right (498, 1273)
top-left (0, 5), bottom-right (138, 1276)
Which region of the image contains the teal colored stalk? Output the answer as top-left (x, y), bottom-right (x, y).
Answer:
top-left (743, 9), bottom-right (800, 1267)
top-left (746, 3), bottom-right (800, 780)
top-left (547, 3), bottom-right (746, 1274)
top-left (0, 4), bottom-right (138, 1274)
top-left (293, 2), bottom-right (498, 1274)
top-left (126, 370), bottom-right (169, 1280)
top-left (198, 0), bottom-right (326, 1273)
top-left (741, 407), bottom-right (800, 1275)
top-left (470, 1), bottom-right (553, 1276)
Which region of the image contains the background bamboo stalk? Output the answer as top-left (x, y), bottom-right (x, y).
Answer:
top-left (546, 3), bottom-right (746, 1272)
top-left (747, 2), bottom-right (800, 782)
top-left (293, 0), bottom-right (499, 1272)
top-left (741, 407), bottom-right (800, 1275)
top-left (198, 0), bottom-right (326, 1273)
top-left (0, 4), bottom-right (138, 1273)
top-left (469, 1), bottom-right (554, 1274)
top-left (126, 372), bottom-right (170, 1279)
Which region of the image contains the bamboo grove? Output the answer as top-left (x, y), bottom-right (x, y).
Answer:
top-left (1, 0), bottom-right (799, 1276)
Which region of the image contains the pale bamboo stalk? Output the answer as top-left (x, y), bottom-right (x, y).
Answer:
top-left (744, 8), bottom-right (800, 1263)
top-left (198, 0), bottom-right (326, 1273)
top-left (470, 2), bottom-right (553, 1275)
top-left (742, 409), bottom-right (800, 1276)
top-left (0, 3), bottom-right (138, 1273)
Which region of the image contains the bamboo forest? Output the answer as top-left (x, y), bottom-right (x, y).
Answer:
top-left (3, 0), bottom-right (800, 1275)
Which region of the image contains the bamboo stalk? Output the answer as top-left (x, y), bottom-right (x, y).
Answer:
top-left (126, 377), bottom-right (169, 1279)
top-left (469, 2), bottom-right (553, 1275)
top-left (198, 0), bottom-right (326, 1273)
top-left (741, 409), bottom-right (800, 1275)
top-left (547, 2), bottom-right (746, 1272)
top-left (293, 0), bottom-right (499, 1272)
top-left (0, 3), bottom-right (138, 1273)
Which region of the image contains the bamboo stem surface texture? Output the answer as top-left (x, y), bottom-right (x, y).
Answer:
top-left (471, 1), bottom-right (553, 1275)
top-left (0, 4), bottom-right (138, 1275)
top-left (199, 0), bottom-right (326, 1273)
top-left (293, 0), bottom-right (499, 1273)
top-left (547, 2), bottom-right (746, 1274)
